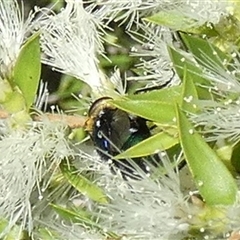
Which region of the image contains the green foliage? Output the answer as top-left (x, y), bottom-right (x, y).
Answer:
top-left (181, 66), bottom-right (199, 113)
top-left (180, 33), bottom-right (230, 70)
top-left (176, 104), bottom-right (237, 205)
top-left (144, 9), bottom-right (197, 32)
top-left (50, 204), bottom-right (118, 238)
top-left (146, 10), bottom-right (240, 51)
top-left (55, 75), bottom-right (91, 114)
top-left (115, 130), bottom-right (178, 159)
top-left (13, 32), bottom-right (41, 110)
top-left (168, 46), bottom-right (213, 100)
top-left (113, 34), bottom-right (239, 206)
top-left (1, 91), bottom-right (26, 113)
top-left (60, 161), bottom-right (108, 204)
top-left (112, 99), bottom-right (176, 124)
top-left (128, 85), bottom-right (182, 102)
top-left (50, 204), bottom-right (92, 224)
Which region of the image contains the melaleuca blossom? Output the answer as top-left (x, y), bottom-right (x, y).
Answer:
top-left (40, 0), bottom-right (106, 93)
top-left (39, 0), bottom-right (234, 92)
top-left (94, 154), bottom-right (191, 239)
top-left (0, 121), bottom-right (74, 237)
top-left (92, 0), bottom-right (234, 28)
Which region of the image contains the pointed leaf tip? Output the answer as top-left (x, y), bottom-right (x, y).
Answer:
top-left (176, 105), bottom-right (237, 205)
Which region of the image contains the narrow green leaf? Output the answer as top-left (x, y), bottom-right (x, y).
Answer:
top-left (51, 204), bottom-right (118, 239)
top-left (51, 204), bottom-right (96, 226)
top-left (13, 33), bottom-right (41, 109)
top-left (180, 33), bottom-right (230, 70)
top-left (144, 10), bottom-right (196, 31)
top-left (115, 130), bottom-right (179, 159)
top-left (168, 47), bottom-right (212, 100)
top-left (112, 99), bottom-right (176, 125)
top-left (60, 162), bottom-right (108, 204)
top-left (176, 105), bottom-right (237, 205)
top-left (128, 85), bottom-right (182, 102)
top-left (145, 10), bottom-right (220, 36)
top-left (181, 66), bottom-right (199, 113)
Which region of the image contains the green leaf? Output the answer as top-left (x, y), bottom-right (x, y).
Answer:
top-left (115, 130), bottom-right (179, 159)
top-left (144, 10), bottom-right (196, 31)
top-left (100, 54), bottom-right (134, 70)
top-left (128, 85), bottom-right (182, 102)
top-left (168, 47), bottom-right (212, 100)
top-left (176, 105), bottom-right (237, 205)
top-left (56, 75), bottom-right (91, 114)
top-left (60, 161), bottom-right (108, 204)
top-left (112, 99), bottom-right (176, 125)
top-left (181, 66), bottom-right (199, 113)
top-left (51, 204), bottom-right (95, 225)
top-left (180, 33), bottom-right (230, 70)
top-left (57, 76), bottom-right (88, 99)
top-left (13, 33), bottom-right (41, 109)
top-left (145, 10), bottom-right (221, 37)
top-left (51, 204), bottom-right (118, 238)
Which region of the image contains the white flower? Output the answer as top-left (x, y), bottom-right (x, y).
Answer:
top-left (93, 154), bottom-right (191, 239)
top-left (189, 49), bottom-right (240, 143)
top-left (40, 0), bottom-right (106, 91)
top-left (182, 1), bottom-right (234, 25)
top-left (128, 24), bottom-right (178, 87)
top-left (0, 121), bottom-right (74, 237)
top-left (90, 0), bottom-right (234, 90)
top-left (93, 0), bottom-right (234, 28)
top-left (191, 99), bottom-right (240, 143)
